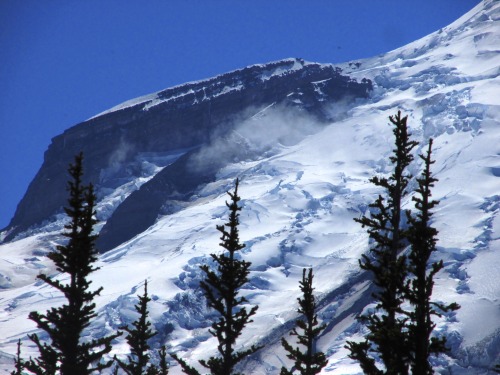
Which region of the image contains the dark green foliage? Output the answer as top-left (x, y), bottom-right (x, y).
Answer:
top-left (173, 178), bottom-right (261, 375)
top-left (146, 366), bottom-right (159, 375)
top-left (143, 346), bottom-right (169, 375)
top-left (156, 345), bottom-right (170, 375)
top-left (25, 153), bottom-right (121, 375)
top-left (280, 268), bottom-right (327, 375)
top-left (346, 111), bottom-right (417, 375)
top-left (347, 113), bottom-right (460, 374)
top-left (117, 280), bottom-right (161, 375)
top-left (11, 339), bottom-right (24, 375)
top-left (139, 346), bottom-right (170, 375)
top-left (171, 355), bottom-right (200, 375)
top-left (24, 335), bottom-right (58, 375)
top-left (405, 139), bottom-right (459, 375)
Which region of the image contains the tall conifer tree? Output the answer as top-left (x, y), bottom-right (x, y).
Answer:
top-left (173, 178), bottom-right (260, 375)
top-left (346, 111), bottom-right (418, 375)
top-left (405, 139), bottom-right (459, 375)
top-left (117, 280), bottom-right (163, 375)
top-left (154, 345), bottom-right (170, 375)
top-left (26, 153), bottom-right (121, 375)
top-left (281, 268), bottom-right (327, 375)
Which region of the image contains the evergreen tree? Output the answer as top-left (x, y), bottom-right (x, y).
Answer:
top-left (173, 178), bottom-right (261, 375)
top-left (25, 153), bottom-right (121, 375)
top-left (346, 111), bottom-right (418, 375)
top-left (156, 345), bottom-right (170, 375)
top-left (117, 280), bottom-right (161, 375)
top-left (405, 139), bottom-right (459, 375)
top-left (281, 268), bottom-right (327, 375)
top-left (11, 339), bottom-right (24, 375)
top-left (143, 345), bottom-right (169, 375)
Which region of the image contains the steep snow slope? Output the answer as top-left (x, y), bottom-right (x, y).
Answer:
top-left (1, 1), bottom-right (499, 373)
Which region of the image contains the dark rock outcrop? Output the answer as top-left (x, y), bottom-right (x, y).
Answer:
top-left (5, 58), bottom-right (372, 247)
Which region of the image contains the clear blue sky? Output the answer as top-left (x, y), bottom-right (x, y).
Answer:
top-left (0, 1), bottom-right (479, 230)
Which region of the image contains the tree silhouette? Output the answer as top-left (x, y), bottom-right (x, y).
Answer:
top-left (154, 345), bottom-right (170, 375)
top-left (281, 268), bottom-right (327, 375)
top-left (173, 178), bottom-right (260, 375)
top-left (405, 139), bottom-right (459, 374)
top-left (117, 280), bottom-right (163, 375)
top-left (347, 114), bottom-right (460, 375)
top-left (10, 339), bottom-right (24, 375)
top-left (346, 111), bottom-right (418, 375)
top-left (26, 153), bottom-right (121, 375)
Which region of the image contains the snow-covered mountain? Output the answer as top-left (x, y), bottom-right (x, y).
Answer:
top-left (1, 1), bottom-right (499, 373)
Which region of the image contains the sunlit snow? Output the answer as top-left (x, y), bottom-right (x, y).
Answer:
top-left (1, 1), bottom-right (499, 373)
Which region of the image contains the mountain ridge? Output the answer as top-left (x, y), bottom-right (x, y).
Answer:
top-left (4, 58), bottom-right (372, 243)
top-left (1, 1), bottom-right (499, 373)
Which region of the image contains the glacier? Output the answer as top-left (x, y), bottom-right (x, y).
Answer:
top-left (1, 0), bottom-right (499, 374)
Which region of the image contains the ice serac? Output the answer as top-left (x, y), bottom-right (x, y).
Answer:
top-left (5, 58), bottom-right (372, 244)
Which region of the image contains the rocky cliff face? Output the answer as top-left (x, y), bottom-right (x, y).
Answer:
top-left (5, 58), bottom-right (372, 247)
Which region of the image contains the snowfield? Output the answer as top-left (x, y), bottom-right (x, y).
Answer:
top-left (1, 1), bottom-right (499, 373)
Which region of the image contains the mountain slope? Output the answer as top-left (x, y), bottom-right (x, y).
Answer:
top-left (1, 1), bottom-right (499, 374)
top-left (4, 59), bottom-right (371, 244)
